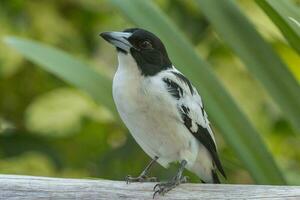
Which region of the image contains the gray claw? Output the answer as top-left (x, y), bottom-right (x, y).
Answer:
top-left (125, 175), bottom-right (158, 184)
top-left (152, 176), bottom-right (189, 198)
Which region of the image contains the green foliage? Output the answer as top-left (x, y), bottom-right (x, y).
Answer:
top-left (255, 0), bottom-right (300, 54)
top-left (4, 37), bottom-right (116, 115)
top-left (25, 88), bottom-right (113, 137)
top-left (196, 0), bottom-right (300, 135)
top-left (0, 0), bottom-right (299, 185)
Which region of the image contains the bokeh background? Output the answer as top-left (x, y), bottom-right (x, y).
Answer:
top-left (0, 0), bottom-right (299, 185)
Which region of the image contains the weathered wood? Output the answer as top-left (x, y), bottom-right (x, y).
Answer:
top-left (0, 174), bottom-right (299, 200)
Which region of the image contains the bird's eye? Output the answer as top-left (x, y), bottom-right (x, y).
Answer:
top-left (139, 40), bottom-right (152, 49)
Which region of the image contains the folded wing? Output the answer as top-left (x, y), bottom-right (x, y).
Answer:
top-left (162, 69), bottom-right (226, 178)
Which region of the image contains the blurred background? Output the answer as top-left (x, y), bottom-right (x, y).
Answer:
top-left (0, 0), bottom-right (299, 185)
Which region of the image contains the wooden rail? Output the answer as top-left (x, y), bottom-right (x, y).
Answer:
top-left (0, 174), bottom-right (299, 199)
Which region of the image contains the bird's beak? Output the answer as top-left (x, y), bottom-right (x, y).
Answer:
top-left (100, 31), bottom-right (133, 52)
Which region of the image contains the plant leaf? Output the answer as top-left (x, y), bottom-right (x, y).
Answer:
top-left (255, 0), bottom-right (300, 54)
top-left (4, 37), bottom-right (116, 116)
top-left (109, 0), bottom-right (286, 184)
top-left (196, 0), bottom-right (300, 134)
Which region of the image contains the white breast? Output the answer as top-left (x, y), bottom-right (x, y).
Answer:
top-left (112, 53), bottom-right (201, 168)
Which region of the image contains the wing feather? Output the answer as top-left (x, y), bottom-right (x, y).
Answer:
top-left (162, 68), bottom-right (226, 178)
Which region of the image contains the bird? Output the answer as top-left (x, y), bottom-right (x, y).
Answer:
top-left (100, 28), bottom-right (226, 197)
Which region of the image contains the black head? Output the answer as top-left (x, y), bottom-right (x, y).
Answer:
top-left (100, 28), bottom-right (172, 76)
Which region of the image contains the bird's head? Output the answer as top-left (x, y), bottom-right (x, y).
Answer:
top-left (100, 28), bottom-right (172, 76)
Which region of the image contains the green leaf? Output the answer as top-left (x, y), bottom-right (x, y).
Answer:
top-left (195, 0), bottom-right (300, 133)
top-left (4, 37), bottom-right (116, 116)
top-left (255, 0), bottom-right (300, 54)
top-left (109, 0), bottom-right (285, 184)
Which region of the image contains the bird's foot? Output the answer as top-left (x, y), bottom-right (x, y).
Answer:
top-left (153, 176), bottom-right (189, 198)
top-left (125, 175), bottom-right (158, 184)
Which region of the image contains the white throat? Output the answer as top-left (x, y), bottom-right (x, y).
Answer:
top-left (117, 52), bottom-right (140, 74)
top-left (113, 52), bottom-right (142, 97)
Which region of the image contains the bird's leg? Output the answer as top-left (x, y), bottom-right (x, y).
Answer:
top-left (153, 160), bottom-right (188, 198)
top-left (125, 156), bottom-right (159, 183)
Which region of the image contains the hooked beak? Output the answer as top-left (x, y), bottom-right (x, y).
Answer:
top-left (100, 31), bottom-right (133, 52)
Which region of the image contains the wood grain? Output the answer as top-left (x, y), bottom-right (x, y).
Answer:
top-left (0, 174), bottom-right (299, 200)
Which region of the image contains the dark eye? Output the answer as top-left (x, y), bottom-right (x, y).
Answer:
top-left (139, 40), bottom-right (152, 49)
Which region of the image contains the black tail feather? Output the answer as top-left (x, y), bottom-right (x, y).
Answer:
top-left (212, 170), bottom-right (220, 184)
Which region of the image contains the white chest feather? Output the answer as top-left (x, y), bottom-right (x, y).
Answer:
top-left (112, 53), bottom-right (216, 182)
top-left (112, 54), bottom-right (201, 168)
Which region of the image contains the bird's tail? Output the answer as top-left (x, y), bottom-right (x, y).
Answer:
top-left (212, 170), bottom-right (220, 184)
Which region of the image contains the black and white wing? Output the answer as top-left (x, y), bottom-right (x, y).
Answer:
top-left (161, 69), bottom-right (226, 179)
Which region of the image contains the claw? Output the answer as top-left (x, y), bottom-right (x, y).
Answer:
top-left (153, 189), bottom-right (160, 199)
top-left (148, 176), bottom-right (158, 182)
top-left (125, 175), bottom-right (131, 184)
top-left (181, 176), bottom-right (189, 183)
top-left (153, 160), bottom-right (188, 198)
top-left (153, 182), bottom-right (173, 196)
top-left (125, 175), bottom-right (158, 184)
top-left (153, 183), bottom-right (160, 191)
top-left (152, 175), bottom-right (189, 198)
